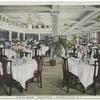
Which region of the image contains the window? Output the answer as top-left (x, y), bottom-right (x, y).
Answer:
top-left (46, 25), bottom-right (49, 29)
top-left (6, 18), bottom-right (9, 23)
top-left (11, 20), bottom-right (13, 25)
top-left (16, 22), bottom-right (18, 27)
top-left (13, 21), bottom-right (15, 25)
top-left (35, 25), bottom-right (38, 29)
top-left (0, 15), bottom-right (1, 20)
top-left (41, 25), bottom-right (44, 29)
top-left (3, 17), bottom-right (5, 22)
top-left (32, 25), bottom-right (34, 29)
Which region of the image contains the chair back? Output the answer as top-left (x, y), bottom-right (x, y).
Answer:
top-left (94, 60), bottom-right (98, 79)
top-left (94, 57), bottom-right (100, 81)
top-left (0, 59), bottom-right (12, 77)
top-left (61, 57), bottom-right (69, 74)
top-left (35, 55), bottom-right (43, 72)
top-left (93, 48), bottom-right (100, 77)
top-left (19, 52), bottom-right (31, 58)
top-left (0, 44), bottom-right (6, 60)
top-left (93, 59), bottom-right (100, 95)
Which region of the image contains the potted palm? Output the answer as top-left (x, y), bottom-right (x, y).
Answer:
top-left (49, 36), bottom-right (69, 66)
top-left (55, 37), bottom-right (69, 57)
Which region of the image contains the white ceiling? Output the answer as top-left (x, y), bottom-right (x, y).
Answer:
top-left (0, 5), bottom-right (100, 34)
top-left (4, 13), bottom-right (52, 25)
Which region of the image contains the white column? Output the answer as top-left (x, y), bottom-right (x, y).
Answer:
top-left (38, 34), bottom-right (40, 40)
top-left (9, 31), bottom-right (12, 41)
top-left (51, 12), bottom-right (58, 37)
top-left (87, 32), bottom-right (90, 43)
top-left (50, 11), bottom-right (58, 60)
top-left (94, 31), bottom-right (97, 43)
top-left (17, 32), bottom-right (20, 40)
top-left (23, 33), bottom-right (25, 41)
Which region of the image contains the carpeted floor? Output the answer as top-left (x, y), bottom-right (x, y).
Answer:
top-left (0, 57), bottom-right (100, 96)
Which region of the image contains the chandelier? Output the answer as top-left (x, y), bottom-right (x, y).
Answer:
top-left (26, 14), bottom-right (33, 30)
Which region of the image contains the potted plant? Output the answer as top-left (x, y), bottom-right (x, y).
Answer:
top-left (49, 36), bottom-right (69, 66)
top-left (55, 37), bottom-right (69, 57)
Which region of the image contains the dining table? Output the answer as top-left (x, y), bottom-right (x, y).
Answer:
top-left (68, 57), bottom-right (98, 89)
top-left (0, 56), bottom-right (38, 89)
top-left (5, 49), bottom-right (17, 59)
top-left (41, 45), bottom-right (49, 56)
top-left (36, 45), bottom-right (49, 56)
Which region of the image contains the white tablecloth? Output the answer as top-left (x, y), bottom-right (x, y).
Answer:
top-left (37, 45), bottom-right (49, 56)
top-left (5, 49), bottom-right (17, 59)
top-left (41, 45), bottom-right (49, 55)
top-left (22, 48), bottom-right (32, 57)
top-left (68, 57), bottom-right (98, 89)
top-left (23, 48), bottom-right (32, 54)
top-left (12, 59), bottom-right (37, 89)
top-left (0, 57), bottom-right (38, 89)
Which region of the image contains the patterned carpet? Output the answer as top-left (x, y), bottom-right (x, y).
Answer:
top-left (0, 57), bottom-right (99, 96)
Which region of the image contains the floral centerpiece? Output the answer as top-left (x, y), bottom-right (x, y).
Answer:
top-left (11, 44), bottom-right (23, 58)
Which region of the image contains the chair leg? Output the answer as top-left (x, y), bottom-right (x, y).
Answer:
top-left (39, 75), bottom-right (42, 88)
top-left (31, 78), bottom-right (33, 82)
top-left (25, 81), bottom-right (28, 91)
top-left (0, 82), bottom-right (3, 90)
top-left (9, 82), bottom-right (12, 95)
top-left (62, 74), bottom-right (67, 87)
top-left (62, 80), bottom-right (64, 87)
top-left (66, 77), bottom-right (70, 93)
top-left (9, 87), bottom-right (12, 95)
top-left (37, 76), bottom-right (39, 83)
top-left (70, 79), bottom-right (73, 87)
top-left (80, 83), bottom-right (83, 92)
top-left (93, 82), bottom-right (96, 95)
top-left (62, 78), bottom-right (65, 87)
top-left (67, 82), bottom-right (69, 93)
top-left (20, 86), bottom-right (23, 93)
top-left (81, 84), bottom-right (85, 94)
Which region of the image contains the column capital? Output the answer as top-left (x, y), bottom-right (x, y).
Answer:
top-left (50, 11), bottom-right (58, 17)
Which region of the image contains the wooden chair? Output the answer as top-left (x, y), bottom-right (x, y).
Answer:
top-left (0, 59), bottom-right (23, 95)
top-left (93, 60), bottom-right (98, 95)
top-left (61, 57), bottom-right (69, 92)
top-left (33, 55), bottom-right (43, 88)
top-left (61, 57), bottom-right (84, 93)
top-left (19, 51), bottom-right (31, 58)
top-left (25, 55), bottom-right (43, 91)
top-left (90, 48), bottom-right (100, 95)
top-left (92, 58), bottom-right (100, 95)
top-left (0, 59), bottom-right (13, 95)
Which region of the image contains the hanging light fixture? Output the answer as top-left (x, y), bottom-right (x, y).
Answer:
top-left (26, 14), bottom-right (33, 30)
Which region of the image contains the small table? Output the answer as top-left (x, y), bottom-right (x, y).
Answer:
top-left (68, 57), bottom-right (98, 89)
top-left (12, 58), bottom-right (38, 89)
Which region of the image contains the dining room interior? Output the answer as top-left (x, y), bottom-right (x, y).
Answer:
top-left (1, 4), bottom-right (100, 96)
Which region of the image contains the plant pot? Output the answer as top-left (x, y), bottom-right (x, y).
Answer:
top-left (49, 59), bottom-right (56, 66)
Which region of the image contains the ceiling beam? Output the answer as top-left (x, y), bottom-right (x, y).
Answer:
top-left (65, 7), bottom-right (100, 34)
top-left (83, 22), bottom-right (100, 31)
top-left (59, 7), bottom-right (98, 12)
top-left (0, 5), bottom-right (52, 13)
